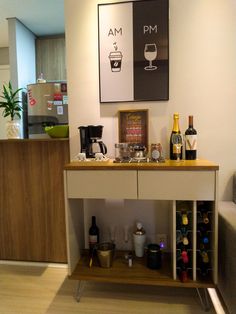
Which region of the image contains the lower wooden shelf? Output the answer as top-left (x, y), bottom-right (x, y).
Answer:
top-left (69, 251), bottom-right (215, 288)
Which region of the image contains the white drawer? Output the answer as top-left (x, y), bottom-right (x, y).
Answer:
top-left (138, 171), bottom-right (216, 200)
top-left (66, 170), bottom-right (137, 199)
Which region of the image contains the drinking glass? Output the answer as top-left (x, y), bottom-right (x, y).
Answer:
top-left (144, 43), bottom-right (157, 70)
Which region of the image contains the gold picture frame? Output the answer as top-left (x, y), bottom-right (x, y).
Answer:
top-left (118, 109), bottom-right (148, 148)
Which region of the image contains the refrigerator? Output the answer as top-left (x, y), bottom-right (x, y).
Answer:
top-left (26, 82), bottom-right (68, 138)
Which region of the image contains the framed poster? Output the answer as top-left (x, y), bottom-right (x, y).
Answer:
top-left (98, 0), bottom-right (169, 103)
top-left (118, 109), bottom-right (148, 147)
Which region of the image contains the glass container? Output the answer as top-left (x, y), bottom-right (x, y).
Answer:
top-left (115, 143), bottom-right (130, 162)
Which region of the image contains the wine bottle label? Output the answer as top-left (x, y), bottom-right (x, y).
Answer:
top-left (185, 135), bottom-right (197, 150)
top-left (173, 144), bottom-right (181, 154)
top-left (89, 235), bottom-right (98, 244)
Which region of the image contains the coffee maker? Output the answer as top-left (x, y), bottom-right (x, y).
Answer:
top-left (78, 125), bottom-right (107, 158)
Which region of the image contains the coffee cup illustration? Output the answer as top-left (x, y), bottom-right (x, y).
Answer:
top-left (109, 51), bottom-right (123, 72)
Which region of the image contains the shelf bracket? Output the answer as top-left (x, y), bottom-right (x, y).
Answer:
top-left (75, 280), bottom-right (86, 302)
top-left (196, 288), bottom-right (211, 312)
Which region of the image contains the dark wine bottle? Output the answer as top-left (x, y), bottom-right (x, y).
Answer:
top-left (170, 113), bottom-right (182, 160)
top-left (185, 115), bottom-right (197, 160)
top-left (199, 250), bottom-right (210, 276)
top-left (179, 263), bottom-right (188, 282)
top-left (89, 216), bottom-right (99, 252)
top-left (198, 223), bottom-right (209, 245)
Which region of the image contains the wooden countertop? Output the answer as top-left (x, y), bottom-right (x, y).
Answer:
top-left (64, 159), bottom-right (219, 171)
top-left (0, 138), bottom-right (69, 142)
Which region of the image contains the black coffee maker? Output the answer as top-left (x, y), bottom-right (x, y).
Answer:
top-left (78, 125), bottom-right (107, 158)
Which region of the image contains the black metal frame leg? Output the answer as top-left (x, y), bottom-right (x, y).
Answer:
top-left (75, 280), bottom-right (86, 302)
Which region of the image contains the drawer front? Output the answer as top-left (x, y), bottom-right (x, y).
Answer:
top-left (66, 170), bottom-right (137, 199)
top-left (138, 171), bottom-right (216, 200)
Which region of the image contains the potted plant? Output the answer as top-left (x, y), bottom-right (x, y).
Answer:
top-left (0, 81), bottom-right (23, 139)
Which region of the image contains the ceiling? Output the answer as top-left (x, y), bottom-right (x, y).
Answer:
top-left (0, 0), bottom-right (65, 48)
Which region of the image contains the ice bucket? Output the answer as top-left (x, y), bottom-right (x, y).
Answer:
top-left (96, 242), bottom-right (115, 268)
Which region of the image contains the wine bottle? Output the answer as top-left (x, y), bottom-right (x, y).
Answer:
top-left (181, 250), bottom-right (189, 264)
top-left (199, 250), bottom-right (210, 276)
top-left (185, 115), bottom-right (197, 160)
top-left (182, 212), bottom-right (188, 225)
top-left (89, 216), bottom-right (99, 252)
top-left (179, 263), bottom-right (188, 282)
top-left (202, 212), bottom-right (210, 225)
top-left (198, 223), bottom-right (209, 245)
top-left (170, 113), bottom-right (182, 160)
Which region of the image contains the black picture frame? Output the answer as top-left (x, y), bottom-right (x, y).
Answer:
top-left (98, 0), bottom-right (169, 103)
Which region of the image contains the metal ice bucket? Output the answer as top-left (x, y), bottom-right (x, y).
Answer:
top-left (96, 242), bottom-right (115, 268)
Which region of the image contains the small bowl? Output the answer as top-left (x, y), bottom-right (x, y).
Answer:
top-left (44, 125), bottom-right (69, 138)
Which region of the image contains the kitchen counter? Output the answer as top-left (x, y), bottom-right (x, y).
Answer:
top-left (65, 159), bottom-right (219, 171)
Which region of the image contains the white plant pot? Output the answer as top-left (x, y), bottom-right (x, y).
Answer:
top-left (6, 120), bottom-right (21, 139)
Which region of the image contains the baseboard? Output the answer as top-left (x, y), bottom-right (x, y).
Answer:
top-left (0, 260), bottom-right (68, 269)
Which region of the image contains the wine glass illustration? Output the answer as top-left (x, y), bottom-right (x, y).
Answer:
top-left (144, 43), bottom-right (157, 71)
top-left (171, 133), bottom-right (183, 161)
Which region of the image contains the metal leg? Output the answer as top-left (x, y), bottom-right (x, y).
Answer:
top-left (75, 280), bottom-right (86, 302)
top-left (196, 288), bottom-right (211, 312)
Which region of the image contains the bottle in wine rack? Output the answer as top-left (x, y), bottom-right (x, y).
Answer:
top-left (182, 235), bottom-right (189, 246)
top-left (199, 250), bottom-right (210, 276)
top-left (198, 223), bottom-right (209, 246)
top-left (202, 212), bottom-right (209, 224)
top-left (181, 250), bottom-right (189, 264)
top-left (179, 264), bottom-right (188, 283)
top-left (182, 212), bottom-right (188, 225)
top-left (89, 216), bottom-right (99, 252)
top-left (185, 115), bottom-right (197, 160)
top-left (180, 227), bottom-right (189, 246)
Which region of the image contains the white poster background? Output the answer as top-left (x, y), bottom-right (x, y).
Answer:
top-left (99, 3), bottom-right (133, 102)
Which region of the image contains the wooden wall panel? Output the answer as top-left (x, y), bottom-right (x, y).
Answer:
top-left (0, 139), bottom-right (70, 262)
top-left (36, 36), bottom-right (66, 81)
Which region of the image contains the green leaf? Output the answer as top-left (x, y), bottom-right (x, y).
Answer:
top-left (0, 81), bottom-right (23, 120)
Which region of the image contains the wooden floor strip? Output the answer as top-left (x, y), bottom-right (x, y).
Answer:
top-left (0, 265), bottom-right (217, 314)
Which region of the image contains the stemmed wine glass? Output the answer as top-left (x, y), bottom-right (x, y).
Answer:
top-left (144, 43), bottom-right (157, 70)
top-left (171, 133), bottom-right (183, 162)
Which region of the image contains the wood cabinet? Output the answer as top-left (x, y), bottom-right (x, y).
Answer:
top-left (64, 160), bottom-right (218, 288)
top-left (36, 36), bottom-right (66, 81)
top-left (0, 139), bottom-right (70, 262)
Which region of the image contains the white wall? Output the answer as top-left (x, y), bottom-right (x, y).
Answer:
top-left (8, 18), bottom-right (36, 89)
top-left (0, 65), bottom-right (10, 138)
top-left (65, 0), bottom-right (236, 201)
top-left (8, 18), bottom-right (36, 137)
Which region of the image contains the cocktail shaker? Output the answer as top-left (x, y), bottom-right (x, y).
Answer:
top-left (133, 222), bottom-right (146, 257)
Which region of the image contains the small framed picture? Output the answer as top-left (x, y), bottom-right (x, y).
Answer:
top-left (118, 109), bottom-right (148, 147)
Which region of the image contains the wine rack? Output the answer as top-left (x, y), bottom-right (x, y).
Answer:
top-left (175, 201), bottom-right (194, 282)
top-left (174, 200), bottom-right (215, 284)
top-left (196, 201), bottom-right (214, 281)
